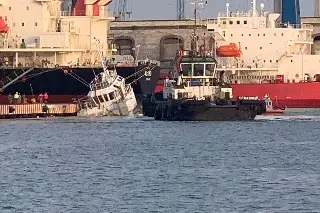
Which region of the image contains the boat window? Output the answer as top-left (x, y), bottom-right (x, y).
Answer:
top-left (181, 64), bottom-right (192, 77)
top-left (98, 95), bottom-right (104, 103)
top-left (244, 20), bottom-right (247, 24)
top-left (93, 96), bottom-right (99, 104)
top-left (109, 92), bottom-right (115, 100)
top-left (229, 21), bottom-right (233, 25)
top-left (236, 20), bottom-right (240, 24)
top-left (193, 64), bottom-right (204, 76)
top-left (205, 64), bottom-right (215, 76)
top-left (103, 94), bottom-right (109, 101)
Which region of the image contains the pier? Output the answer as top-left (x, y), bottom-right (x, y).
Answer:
top-left (0, 103), bottom-right (78, 119)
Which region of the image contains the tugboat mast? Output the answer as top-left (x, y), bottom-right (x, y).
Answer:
top-left (191, 0), bottom-right (205, 55)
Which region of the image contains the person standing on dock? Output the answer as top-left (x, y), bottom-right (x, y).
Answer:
top-left (44, 92), bottom-right (48, 103)
top-left (17, 93), bottom-right (21, 104)
top-left (38, 93), bottom-right (43, 103)
top-left (13, 92), bottom-right (19, 104)
top-left (8, 93), bottom-right (13, 104)
top-left (22, 94), bottom-right (27, 104)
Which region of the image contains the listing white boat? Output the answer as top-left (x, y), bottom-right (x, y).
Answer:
top-left (77, 38), bottom-right (137, 116)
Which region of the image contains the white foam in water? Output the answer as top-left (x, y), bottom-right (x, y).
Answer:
top-left (256, 115), bottom-right (320, 121)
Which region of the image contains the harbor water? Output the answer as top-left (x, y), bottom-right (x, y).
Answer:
top-left (1, 109), bottom-right (320, 212)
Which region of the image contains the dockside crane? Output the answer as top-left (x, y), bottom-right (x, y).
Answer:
top-left (177, 0), bottom-right (186, 20)
top-left (114, 0), bottom-right (132, 21)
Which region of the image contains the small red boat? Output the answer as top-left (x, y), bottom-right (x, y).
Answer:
top-left (263, 94), bottom-right (286, 114)
top-left (216, 43), bottom-right (241, 57)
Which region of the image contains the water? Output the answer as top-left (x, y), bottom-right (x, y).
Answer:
top-left (1, 110), bottom-right (320, 212)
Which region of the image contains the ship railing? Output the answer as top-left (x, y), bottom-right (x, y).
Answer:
top-left (279, 23), bottom-right (313, 29)
top-left (217, 12), bottom-right (251, 18)
top-left (61, 10), bottom-right (86, 16)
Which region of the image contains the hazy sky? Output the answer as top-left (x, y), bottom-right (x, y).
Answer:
top-left (110, 0), bottom-right (314, 20)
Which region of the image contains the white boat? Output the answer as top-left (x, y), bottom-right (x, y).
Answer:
top-left (77, 38), bottom-right (137, 116)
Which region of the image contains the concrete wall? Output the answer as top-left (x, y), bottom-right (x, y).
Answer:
top-left (109, 19), bottom-right (215, 72)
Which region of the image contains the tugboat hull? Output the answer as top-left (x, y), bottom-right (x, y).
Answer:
top-left (143, 98), bottom-right (266, 121)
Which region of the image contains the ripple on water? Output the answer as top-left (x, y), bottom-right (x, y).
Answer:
top-left (0, 115), bottom-right (319, 212)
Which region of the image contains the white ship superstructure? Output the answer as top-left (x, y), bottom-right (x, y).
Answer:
top-left (0, 0), bottom-right (114, 68)
top-left (207, 1), bottom-right (320, 84)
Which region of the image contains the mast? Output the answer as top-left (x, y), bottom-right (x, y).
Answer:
top-left (252, 0), bottom-right (257, 16)
top-left (94, 37), bottom-right (110, 77)
top-left (191, 0), bottom-right (197, 54)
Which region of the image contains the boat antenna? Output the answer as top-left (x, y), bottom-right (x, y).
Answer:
top-left (191, 0), bottom-right (204, 55)
top-left (94, 37), bottom-right (110, 77)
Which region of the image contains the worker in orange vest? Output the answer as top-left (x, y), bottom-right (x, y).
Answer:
top-left (43, 92), bottom-right (48, 103)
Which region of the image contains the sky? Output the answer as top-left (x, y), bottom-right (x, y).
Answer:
top-left (110, 0), bottom-right (314, 20)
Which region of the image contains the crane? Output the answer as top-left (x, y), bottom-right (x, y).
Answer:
top-left (114, 0), bottom-right (132, 21)
top-left (177, 0), bottom-right (186, 20)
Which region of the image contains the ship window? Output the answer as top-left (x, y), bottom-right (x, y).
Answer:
top-left (97, 95), bottom-right (104, 103)
top-left (245, 47), bottom-right (247, 50)
top-left (35, 22), bottom-right (38, 26)
top-left (237, 20), bottom-right (240, 24)
top-left (281, 33), bottom-right (284, 36)
top-left (241, 34), bottom-right (244, 36)
top-left (22, 23), bottom-right (24, 26)
top-left (27, 6), bottom-right (29, 10)
top-left (4, 16), bottom-right (7, 21)
top-left (263, 34), bottom-right (265, 36)
top-left (229, 21), bottom-right (233, 24)
top-left (270, 60), bottom-right (272, 63)
top-left (109, 92), bottom-right (115, 100)
top-left (13, 23), bottom-right (15, 27)
top-left (274, 33), bottom-right (276, 36)
top-left (258, 34), bottom-right (260, 36)
top-left (260, 47), bottom-right (262, 49)
top-left (291, 60), bottom-right (293, 62)
top-left (263, 60), bottom-right (266, 62)
top-left (222, 21), bottom-right (226, 24)
top-left (93, 96), bottom-right (99, 104)
top-left (103, 94), bottom-right (109, 101)
top-left (9, 7), bottom-right (11, 10)
top-left (244, 20), bottom-right (247, 24)
top-left (249, 34), bottom-right (251, 36)
top-left (230, 34), bottom-right (233, 37)
top-left (276, 60), bottom-right (278, 63)
top-left (193, 64), bottom-right (204, 76)
top-left (181, 64), bottom-right (192, 76)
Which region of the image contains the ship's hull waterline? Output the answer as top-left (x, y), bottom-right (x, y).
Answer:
top-left (230, 83), bottom-right (320, 108)
top-left (0, 66), bottom-right (160, 104)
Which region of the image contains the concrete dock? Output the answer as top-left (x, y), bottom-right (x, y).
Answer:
top-left (0, 103), bottom-right (78, 119)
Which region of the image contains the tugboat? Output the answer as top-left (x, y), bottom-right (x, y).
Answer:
top-left (142, 50), bottom-right (266, 121)
top-left (142, 2), bottom-right (266, 121)
top-left (263, 94), bottom-right (286, 114)
top-left (77, 38), bottom-right (137, 116)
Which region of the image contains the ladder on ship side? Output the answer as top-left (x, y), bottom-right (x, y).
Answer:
top-left (0, 68), bottom-right (34, 92)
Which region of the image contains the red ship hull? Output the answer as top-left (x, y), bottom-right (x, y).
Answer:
top-left (231, 82), bottom-right (320, 108)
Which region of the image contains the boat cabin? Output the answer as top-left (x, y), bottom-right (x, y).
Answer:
top-left (163, 50), bottom-right (233, 100)
top-left (81, 70), bottom-right (127, 108)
